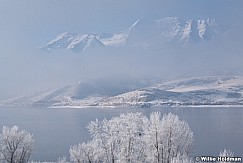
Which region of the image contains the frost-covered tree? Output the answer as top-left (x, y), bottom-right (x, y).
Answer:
top-left (112, 113), bottom-right (148, 162)
top-left (86, 112), bottom-right (148, 163)
top-left (170, 153), bottom-right (193, 163)
top-left (145, 112), bottom-right (194, 163)
top-left (0, 126), bottom-right (34, 163)
top-left (70, 112), bottom-right (194, 163)
top-left (70, 141), bottom-right (101, 163)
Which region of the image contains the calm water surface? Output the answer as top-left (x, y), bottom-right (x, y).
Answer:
top-left (0, 107), bottom-right (242, 161)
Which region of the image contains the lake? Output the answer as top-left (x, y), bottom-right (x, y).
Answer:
top-left (0, 107), bottom-right (242, 161)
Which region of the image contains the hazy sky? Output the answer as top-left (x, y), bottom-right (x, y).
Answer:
top-left (0, 0), bottom-right (242, 44)
top-left (0, 0), bottom-right (243, 98)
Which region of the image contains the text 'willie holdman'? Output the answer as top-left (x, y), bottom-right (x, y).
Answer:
top-left (195, 156), bottom-right (242, 162)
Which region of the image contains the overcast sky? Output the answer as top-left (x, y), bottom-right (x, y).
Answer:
top-left (0, 0), bottom-right (243, 98)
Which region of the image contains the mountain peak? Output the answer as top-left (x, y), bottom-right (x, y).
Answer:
top-left (41, 17), bottom-right (219, 52)
top-left (130, 19), bottom-right (141, 29)
top-left (155, 17), bottom-right (217, 47)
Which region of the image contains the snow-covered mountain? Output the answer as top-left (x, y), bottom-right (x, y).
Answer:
top-left (42, 20), bottom-right (140, 52)
top-left (155, 17), bottom-right (216, 47)
top-left (2, 76), bottom-right (243, 108)
top-left (43, 33), bottom-right (105, 52)
top-left (0, 80), bottom-right (148, 107)
top-left (41, 17), bottom-right (218, 52)
top-left (99, 76), bottom-right (243, 107)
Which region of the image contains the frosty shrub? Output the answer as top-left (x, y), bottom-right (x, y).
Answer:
top-left (219, 148), bottom-right (234, 157)
top-left (70, 112), bottom-right (193, 163)
top-left (57, 156), bottom-right (68, 163)
top-left (0, 126), bottom-right (34, 163)
top-left (218, 149), bottom-right (234, 163)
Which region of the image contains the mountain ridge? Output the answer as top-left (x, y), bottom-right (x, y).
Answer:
top-left (41, 17), bottom-right (219, 52)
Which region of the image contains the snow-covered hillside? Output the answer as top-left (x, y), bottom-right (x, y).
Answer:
top-left (1, 76), bottom-right (243, 108)
top-left (41, 17), bottom-right (218, 52)
top-left (0, 80), bottom-right (148, 107)
top-left (99, 76), bottom-right (243, 107)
